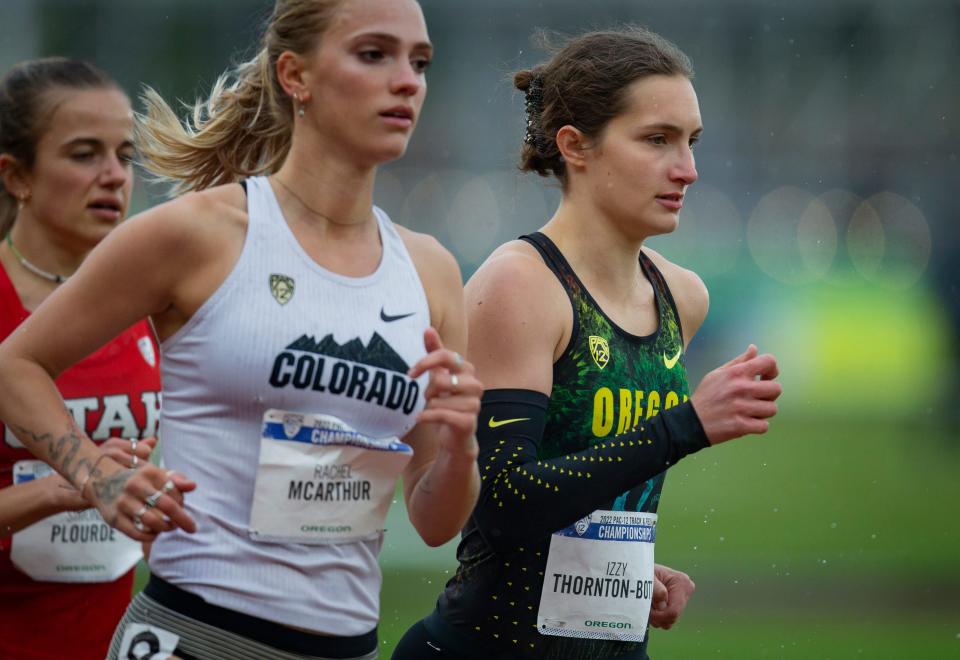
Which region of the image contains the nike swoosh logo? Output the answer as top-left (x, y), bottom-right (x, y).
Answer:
top-left (663, 348), bottom-right (682, 369)
top-left (488, 417), bottom-right (530, 428)
top-left (380, 307), bottom-right (415, 323)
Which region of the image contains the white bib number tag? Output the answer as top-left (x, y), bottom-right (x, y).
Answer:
top-left (248, 409), bottom-right (413, 544)
top-left (537, 510), bottom-right (657, 642)
top-left (10, 460), bottom-right (142, 583)
top-left (118, 623), bottom-right (181, 660)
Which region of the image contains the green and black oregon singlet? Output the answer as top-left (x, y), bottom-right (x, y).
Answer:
top-left (437, 233), bottom-right (693, 659)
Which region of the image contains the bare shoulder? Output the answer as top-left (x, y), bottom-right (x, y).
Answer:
top-left (123, 183), bottom-right (247, 257)
top-left (105, 183), bottom-right (249, 335)
top-left (395, 224), bottom-right (460, 282)
top-left (465, 240), bottom-right (569, 391)
top-left (467, 240), bottom-right (565, 312)
top-left (641, 247), bottom-right (710, 345)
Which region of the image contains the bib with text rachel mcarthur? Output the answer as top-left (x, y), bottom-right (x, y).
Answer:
top-left (248, 409), bottom-right (413, 544)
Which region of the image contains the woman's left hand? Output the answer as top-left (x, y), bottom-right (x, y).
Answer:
top-left (649, 563), bottom-right (696, 629)
top-left (408, 327), bottom-right (482, 457)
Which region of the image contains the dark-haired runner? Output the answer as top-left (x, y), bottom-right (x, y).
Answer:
top-left (0, 57), bottom-right (159, 660)
top-left (395, 25), bottom-right (782, 660)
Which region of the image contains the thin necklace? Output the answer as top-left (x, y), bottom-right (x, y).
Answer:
top-left (271, 175), bottom-right (370, 225)
top-left (5, 233), bottom-right (69, 284)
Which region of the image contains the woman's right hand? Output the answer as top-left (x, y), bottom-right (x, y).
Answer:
top-left (45, 437), bottom-right (161, 516)
top-left (100, 435), bottom-right (158, 470)
top-left (86, 460), bottom-right (197, 541)
top-left (409, 327), bottom-right (483, 460)
top-left (690, 344), bottom-right (783, 445)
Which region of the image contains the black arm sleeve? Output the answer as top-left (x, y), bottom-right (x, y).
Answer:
top-left (473, 388), bottom-right (709, 551)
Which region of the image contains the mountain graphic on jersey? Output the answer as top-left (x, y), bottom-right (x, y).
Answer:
top-left (287, 333), bottom-right (409, 373)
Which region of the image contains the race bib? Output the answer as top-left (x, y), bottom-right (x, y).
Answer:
top-left (537, 510), bottom-right (657, 641)
top-left (10, 460), bottom-right (142, 583)
top-left (118, 623), bottom-right (180, 660)
top-left (248, 409), bottom-right (413, 544)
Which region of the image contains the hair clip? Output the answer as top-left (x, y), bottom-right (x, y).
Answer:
top-left (524, 75), bottom-right (544, 148)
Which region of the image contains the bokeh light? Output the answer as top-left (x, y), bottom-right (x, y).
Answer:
top-left (848, 192), bottom-right (931, 290)
top-left (747, 186), bottom-right (837, 285)
top-left (479, 170), bottom-right (552, 241)
top-left (373, 170), bottom-right (405, 219)
top-left (650, 183), bottom-right (742, 277)
top-left (398, 168), bottom-right (457, 237)
top-left (446, 175), bottom-right (502, 265)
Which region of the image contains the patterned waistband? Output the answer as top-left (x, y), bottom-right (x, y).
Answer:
top-left (141, 575), bottom-right (378, 658)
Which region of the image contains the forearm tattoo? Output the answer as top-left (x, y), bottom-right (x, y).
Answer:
top-left (13, 415), bottom-right (132, 521)
top-left (16, 422), bottom-right (80, 464)
top-left (15, 422), bottom-right (91, 486)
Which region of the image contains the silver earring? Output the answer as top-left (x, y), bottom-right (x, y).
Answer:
top-left (295, 94), bottom-right (305, 118)
top-left (298, 105), bottom-right (305, 118)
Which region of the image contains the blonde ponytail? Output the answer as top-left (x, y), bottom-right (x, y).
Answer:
top-left (136, 49), bottom-right (292, 195)
top-left (136, 0), bottom-right (346, 195)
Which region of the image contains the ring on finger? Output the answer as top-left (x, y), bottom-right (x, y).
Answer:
top-left (132, 455), bottom-right (139, 468)
top-left (453, 352), bottom-right (464, 366)
top-left (450, 374), bottom-right (460, 390)
top-left (133, 506), bottom-right (147, 532)
top-left (161, 479), bottom-right (175, 494)
top-left (144, 490), bottom-right (163, 509)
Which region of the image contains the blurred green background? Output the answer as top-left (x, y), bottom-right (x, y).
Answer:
top-left (4, 0), bottom-right (958, 657)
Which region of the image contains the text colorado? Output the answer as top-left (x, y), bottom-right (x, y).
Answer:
top-left (269, 354), bottom-right (419, 414)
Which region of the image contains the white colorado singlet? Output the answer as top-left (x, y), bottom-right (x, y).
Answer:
top-left (149, 176), bottom-right (429, 635)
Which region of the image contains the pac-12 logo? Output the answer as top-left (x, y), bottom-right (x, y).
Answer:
top-left (282, 413), bottom-right (304, 439)
top-left (270, 274), bottom-right (295, 305)
top-left (575, 515), bottom-right (591, 536)
top-left (589, 335), bottom-right (610, 370)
